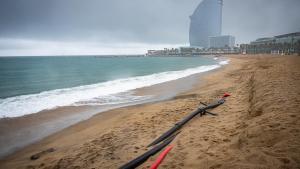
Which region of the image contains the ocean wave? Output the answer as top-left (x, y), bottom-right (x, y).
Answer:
top-left (0, 60), bottom-right (227, 118)
top-left (219, 60), bottom-right (230, 65)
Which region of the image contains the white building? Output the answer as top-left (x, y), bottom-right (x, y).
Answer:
top-left (209, 35), bottom-right (235, 48)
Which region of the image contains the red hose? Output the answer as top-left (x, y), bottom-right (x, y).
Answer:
top-left (222, 92), bottom-right (230, 98)
top-left (149, 145), bottom-right (173, 169)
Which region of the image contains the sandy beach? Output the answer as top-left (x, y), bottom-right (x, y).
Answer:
top-left (0, 54), bottom-right (300, 169)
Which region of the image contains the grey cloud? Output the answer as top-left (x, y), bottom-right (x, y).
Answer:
top-left (0, 0), bottom-right (199, 43)
top-left (222, 0), bottom-right (300, 43)
top-left (0, 0), bottom-right (299, 48)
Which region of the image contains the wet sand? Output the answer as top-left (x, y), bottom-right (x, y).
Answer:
top-left (1, 54), bottom-right (300, 169)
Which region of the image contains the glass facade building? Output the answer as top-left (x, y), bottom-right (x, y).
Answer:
top-left (189, 0), bottom-right (223, 48)
top-left (209, 35), bottom-right (235, 48)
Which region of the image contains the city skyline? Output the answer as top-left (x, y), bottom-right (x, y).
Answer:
top-left (0, 0), bottom-right (299, 55)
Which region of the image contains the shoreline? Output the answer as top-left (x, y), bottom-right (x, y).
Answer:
top-left (1, 55), bottom-right (299, 169)
top-left (0, 56), bottom-right (225, 158)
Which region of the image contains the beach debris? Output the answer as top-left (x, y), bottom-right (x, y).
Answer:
top-left (119, 132), bottom-right (179, 169)
top-left (30, 148), bottom-right (55, 160)
top-left (147, 93), bottom-right (230, 147)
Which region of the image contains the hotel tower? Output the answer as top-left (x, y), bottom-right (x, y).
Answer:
top-left (189, 0), bottom-right (223, 47)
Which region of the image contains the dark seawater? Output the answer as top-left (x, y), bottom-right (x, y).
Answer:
top-left (0, 55), bottom-right (224, 117)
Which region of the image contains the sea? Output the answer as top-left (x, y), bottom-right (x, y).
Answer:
top-left (0, 55), bottom-right (228, 118)
top-left (0, 55), bottom-right (229, 157)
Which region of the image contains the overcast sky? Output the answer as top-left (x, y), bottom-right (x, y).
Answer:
top-left (0, 0), bottom-right (299, 56)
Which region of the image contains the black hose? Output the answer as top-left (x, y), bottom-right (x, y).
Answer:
top-left (119, 132), bottom-right (179, 169)
top-left (147, 98), bottom-right (226, 147)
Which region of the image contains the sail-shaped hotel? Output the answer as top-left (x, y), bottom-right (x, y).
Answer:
top-left (189, 0), bottom-right (223, 47)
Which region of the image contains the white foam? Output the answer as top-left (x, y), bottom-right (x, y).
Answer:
top-left (0, 61), bottom-right (228, 118)
top-left (219, 59), bottom-right (230, 65)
